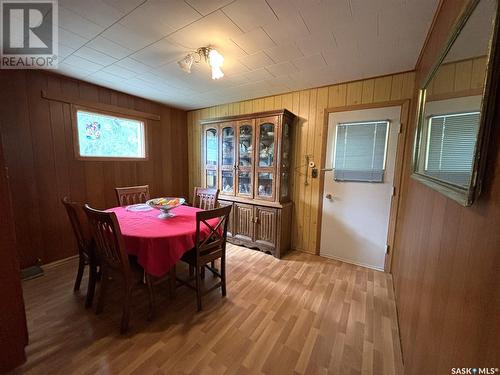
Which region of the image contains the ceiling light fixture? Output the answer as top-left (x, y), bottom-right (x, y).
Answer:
top-left (177, 46), bottom-right (224, 80)
top-left (177, 54), bottom-right (194, 74)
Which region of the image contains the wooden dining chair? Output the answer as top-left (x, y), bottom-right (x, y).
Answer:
top-left (177, 205), bottom-right (231, 311)
top-left (84, 205), bottom-right (155, 334)
top-left (192, 187), bottom-right (220, 274)
top-left (115, 185), bottom-right (150, 206)
top-left (193, 187), bottom-right (219, 210)
top-left (61, 197), bottom-right (98, 309)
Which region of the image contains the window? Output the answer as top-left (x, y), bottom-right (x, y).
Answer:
top-left (333, 121), bottom-right (389, 182)
top-left (74, 109), bottom-right (146, 159)
top-left (424, 112), bottom-right (480, 188)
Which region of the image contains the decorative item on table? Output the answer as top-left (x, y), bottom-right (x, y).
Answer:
top-left (126, 203), bottom-right (153, 212)
top-left (146, 197), bottom-right (185, 219)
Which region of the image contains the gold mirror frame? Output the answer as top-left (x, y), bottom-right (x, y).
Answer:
top-left (412, 0), bottom-right (500, 206)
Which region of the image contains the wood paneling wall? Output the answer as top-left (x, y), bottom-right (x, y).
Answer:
top-left (427, 56), bottom-right (487, 97)
top-left (0, 71), bottom-right (189, 267)
top-left (0, 136), bottom-right (28, 372)
top-left (392, 0), bottom-right (500, 373)
top-left (187, 72), bottom-right (416, 253)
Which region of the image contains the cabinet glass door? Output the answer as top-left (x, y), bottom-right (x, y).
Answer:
top-left (257, 172), bottom-right (274, 197)
top-left (204, 126), bottom-right (218, 189)
top-left (220, 124), bottom-right (235, 195)
top-left (281, 118), bottom-right (291, 200)
top-left (236, 121), bottom-right (254, 197)
top-left (258, 123), bottom-right (275, 167)
top-left (255, 116), bottom-right (278, 201)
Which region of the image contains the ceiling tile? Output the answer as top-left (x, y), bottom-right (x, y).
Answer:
top-left (56, 0), bottom-right (439, 109)
top-left (74, 47), bottom-right (117, 66)
top-left (86, 36), bottom-right (133, 59)
top-left (130, 39), bottom-right (185, 68)
top-left (62, 55), bottom-right (104, 73)
top-left (185, 0), bottom-right (233, 15)
top-left (59, 0), bottom-right (124, 28)
top-left (101, 65), bottom-right (138, 79)
top-left (167, 11), bottom-right (243, 50)
top-left (115, 58), bottom-right (155, 74)
top-left (322, 45), bottom-right (359, 68)
top-left (102, 0), bottom-right (144, 13)
top-left (262, 12), bottom-right (310, 44)
top-left (223, 0), bottom-right (278, 32)
top-left (88, 70), bottom-right (127, 85)
top-left (265, 61), bottom-right (298, 77)
top-left (222, 59), bottom-right (251, 76)
top-left (59, 27), bottom-right (87, 49)
top-left (58, 62), bottom-right (94, 79)
top-left (244, 68), bottom-right (274, 82)
top-left (232, 28), bottom-right (276, 54)
top-left (265, 0), bottom-right (299, 19)
top-left (295, 32), bottom-right (337, 56)
top-left (292, 53), bottom-right (327, 71)
top-left (299, 0), bottom-right (352, 34)
top-left (147, 0), bottom-right (202, 30)
top-left (116, 7), bottom-right (174, 38)
top-left (239, 51), bottom-right (274, 70)
top-left (102, 22), bottom-right (167, 51)
top-left (59, 44), bottom-right (75, 59)
top-left (265, 43), bottom-right (303, 63)
top-left (59, 6), bottom-right (103, 39)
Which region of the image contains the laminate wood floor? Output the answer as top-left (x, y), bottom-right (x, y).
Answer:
top-left (14, 245), bottom-right (403, 375)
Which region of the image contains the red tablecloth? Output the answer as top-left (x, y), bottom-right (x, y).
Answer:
top-left (108, 205), bottom-right (210, 277)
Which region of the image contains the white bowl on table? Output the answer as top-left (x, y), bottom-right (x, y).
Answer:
top-left (146, 197), bottom-right (185, 219)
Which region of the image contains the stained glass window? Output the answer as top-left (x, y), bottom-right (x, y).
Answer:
top-left (75, 110), bottom-right (146, 159)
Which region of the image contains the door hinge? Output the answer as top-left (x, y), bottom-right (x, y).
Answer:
top-left (385, 245), bottom-right (390, 254)
top-left (392, 186), bottom-right (396, 196)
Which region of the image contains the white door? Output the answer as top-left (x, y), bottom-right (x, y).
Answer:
top-left (320, 106), bottom-right (401, 270)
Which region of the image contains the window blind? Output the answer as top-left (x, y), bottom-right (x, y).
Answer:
top-left (333, 121), bottom-right (389, 182)
top-left (425, 112), bottom-right (479, 187)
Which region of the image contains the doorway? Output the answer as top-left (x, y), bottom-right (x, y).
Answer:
top-left (319, 106), bottom-right (402, 270)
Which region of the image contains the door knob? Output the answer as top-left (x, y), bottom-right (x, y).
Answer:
top-left (325, 193), bottom-right (333, 200)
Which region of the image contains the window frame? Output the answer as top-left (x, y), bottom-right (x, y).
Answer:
top-left (71, 105), bottom-right (149, 161)
top-left (423, 111), bottom-right (480, 178)
top-left (332, 120), bottom-right (390, 183)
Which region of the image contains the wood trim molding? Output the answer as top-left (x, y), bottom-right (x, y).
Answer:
top-left (42, 255), bottom-right (79, 270)
top-left (200, 109), bottom-right (292, 124)
top-left (69, 104), bottom-right (150, 162)
top-left (425, 87), bottom-right (484, 102)
top-left (415, 0), bottom-right (446, 69)
top-left (41, 90), bottom-right (161, 121)
top-left (316, 99), bottom-right (411, 273)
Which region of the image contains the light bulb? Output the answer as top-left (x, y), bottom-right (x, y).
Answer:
top-left (208, 49), bottom-right (224, 80)
top-left (211, 66), bottom-right (224, 80)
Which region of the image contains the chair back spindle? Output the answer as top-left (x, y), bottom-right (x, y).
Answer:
top-left (193, 187), bottom-right (219, 210)
top-left (61, 197), bottom-right (93, 256)
top-left (115, 185), bottom-right (150, 206)
top-left (84, 205), bottom-right (131, 275)
top-left (195, 206), bottom-right (231, 262)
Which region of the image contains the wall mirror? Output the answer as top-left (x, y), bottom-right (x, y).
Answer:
top-left (412, 0), bottom-right (499, 206)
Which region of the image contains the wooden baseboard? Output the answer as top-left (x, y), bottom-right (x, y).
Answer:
top-left (43, 255), bottom-right (79, 270)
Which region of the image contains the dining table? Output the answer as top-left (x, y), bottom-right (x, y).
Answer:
top-left (108, 204), bottom-right (210, 278)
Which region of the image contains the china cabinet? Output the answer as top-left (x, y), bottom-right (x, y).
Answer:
top-left (201, 109), bottom-right (295, 258)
